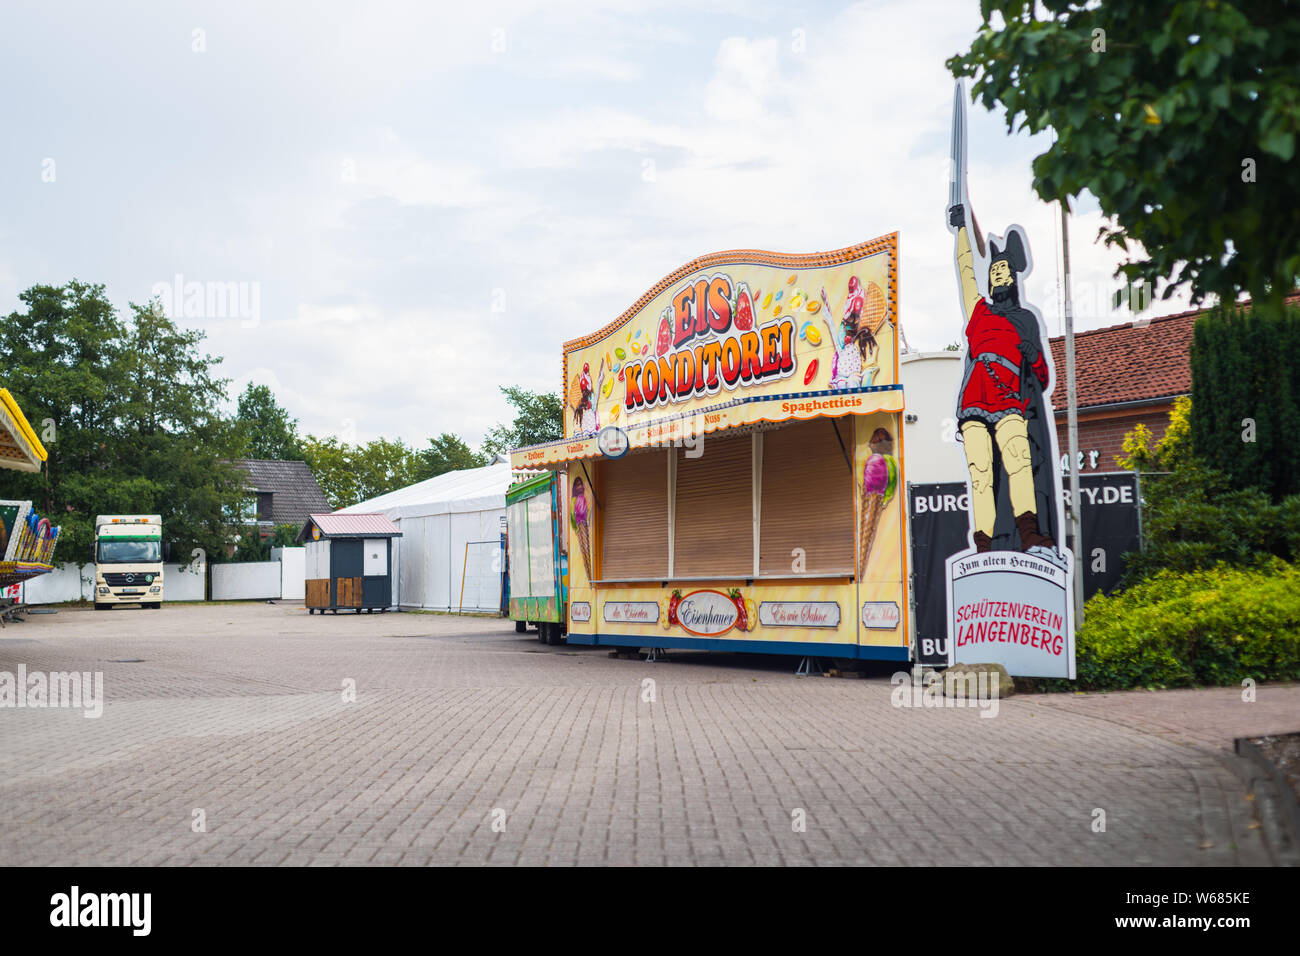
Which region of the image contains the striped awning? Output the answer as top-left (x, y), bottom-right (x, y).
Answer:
top-left (511, 383), bottom-right (904, 469)
top-left (0, 389), bottom-right (47, 473)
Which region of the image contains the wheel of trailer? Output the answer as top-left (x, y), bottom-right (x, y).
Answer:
top-left (546, 623), bottom-right (563, 645)
top-left (515, 620), bottom-right (527, 634)
top-left (537, 623), bottom-right (547, 644)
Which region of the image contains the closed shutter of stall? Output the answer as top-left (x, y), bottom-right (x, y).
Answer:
top-left (674, 433), bottom-right (753, 577)
top-left (600, 450), bottom-right (668, 579)
top-left (760, 418), bottom-right (854, 575)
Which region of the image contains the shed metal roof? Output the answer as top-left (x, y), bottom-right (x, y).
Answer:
top-left (298, 512), bottom-right (402, 542)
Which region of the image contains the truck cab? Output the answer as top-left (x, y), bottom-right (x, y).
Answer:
top-left (93, 514), bottom-right (164, 610)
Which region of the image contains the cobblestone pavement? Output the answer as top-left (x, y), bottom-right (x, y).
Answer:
top-left (0, 603), bottom-right (1291, 866)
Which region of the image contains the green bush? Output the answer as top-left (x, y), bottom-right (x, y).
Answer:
top-left (1122, 464), bottom-right (1300, 583)
top-left (1061, 561), bottom-right (1300, 691)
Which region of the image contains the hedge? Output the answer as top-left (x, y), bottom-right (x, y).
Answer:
top-left (1055, 561), bottom-right (1300, 691)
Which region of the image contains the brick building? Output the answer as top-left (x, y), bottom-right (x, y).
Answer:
top-left (1047, 294), bottom-right (1300, 474)
top-left (1047, 308), bottom-right (1195, 474)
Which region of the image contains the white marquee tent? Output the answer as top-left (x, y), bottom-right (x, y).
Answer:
top-left (338, 458), bottom-right (516, 612)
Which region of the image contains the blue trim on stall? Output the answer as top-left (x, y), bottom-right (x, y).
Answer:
top-left (566, 632), bottom-right (909, 661)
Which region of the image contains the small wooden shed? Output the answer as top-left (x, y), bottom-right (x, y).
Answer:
top-left (297, 513), bottom-right (402, 614)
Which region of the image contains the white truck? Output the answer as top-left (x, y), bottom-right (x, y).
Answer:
top-left (93, 514), bottom-right (164, 610)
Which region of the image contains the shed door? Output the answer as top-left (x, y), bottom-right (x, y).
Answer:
top-left (363, 538), bottom-right (388, 576)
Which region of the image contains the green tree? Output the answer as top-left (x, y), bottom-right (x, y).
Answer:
top-left (300, 435), bottom-right (361, 509)
top-left (117, 300), bottom-right (247, 560)
top-left (415, 433), bottom-right (486, 481)
top-left (0, 281), bottom-right (122, 554)
top-left (947, 1), bottom-right (1300, 316)
top-left (300, 435), bottom-right (428, 508)
top-left (481, 386), bottom-right (563, 458)
top-left (350, 437), bottom-right (424, 502)
top-left (1189, 304), bottom-right (1300, 499)
top-left (234, 383), bottom-right (302, 461)
top-left (0, 284), bottom-right (245, 560)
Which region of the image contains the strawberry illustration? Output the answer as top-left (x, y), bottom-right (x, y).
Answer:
top-left (667, 589), bottom-right (682, 627)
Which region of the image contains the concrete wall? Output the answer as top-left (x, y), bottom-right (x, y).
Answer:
top-left (211, 561), bottom-right (281, 601)
top-left (164, 562), bottom-right (206, 602)
top-left (271, 547), bottom-right (305, 600)
top-left (16, 563), bottom-right (90, 604)
top-left (900, 352), bottom-right (967, 485)
top-left (9, 552), bottom-right (300, 605)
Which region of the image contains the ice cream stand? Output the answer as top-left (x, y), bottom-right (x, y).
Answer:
top-left (509, 233), bottom-right (909, 664)
top-left (0, 388), bottom-right (62, 622)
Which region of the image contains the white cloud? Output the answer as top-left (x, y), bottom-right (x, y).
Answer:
top-left (703, 36), bottom-right (782, 120)
top-left (0, 0), bottom-right (1198, 454)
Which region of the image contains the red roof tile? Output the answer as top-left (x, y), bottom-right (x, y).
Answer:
top-left (1047, 294), bottom-right (1299, 410)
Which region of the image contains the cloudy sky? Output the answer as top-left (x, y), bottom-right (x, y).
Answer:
top-left (0, 0), bottom-right (1187, 448)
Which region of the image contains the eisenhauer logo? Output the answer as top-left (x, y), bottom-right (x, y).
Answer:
top-left (675, 590), bottom-right (738, 637)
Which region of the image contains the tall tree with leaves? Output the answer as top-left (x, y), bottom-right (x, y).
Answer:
top-left (0, 284), bottom-right (245, 559)
top-left (118, 300), bottom-right (248, 558)
top-left (480, 386), bottom-right (563, 457)
top-left (234, 383), bottom-right (303, 461)
top-left (948, 1), bottom-right (1300, 316)
top-left (1, 281), bottom-right (122, 542)
top-left (1189, 303), bottom-right (1300, 499)
top-left (300, 435), bottom-right (430, 508)
top-left (416, 433), bottom-right (485, 481)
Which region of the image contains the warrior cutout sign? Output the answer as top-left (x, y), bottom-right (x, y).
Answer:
top-left (944, 82), bottom-right (1075, 679)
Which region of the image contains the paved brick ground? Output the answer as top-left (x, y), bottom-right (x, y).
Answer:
top-left (0, 603), bottom-right (1293, 866)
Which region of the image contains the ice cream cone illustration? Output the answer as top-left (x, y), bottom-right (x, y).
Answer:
top-left (859, 428), bottom-right (899, 573)
top-left (570, 476), bottom-right (592, 582)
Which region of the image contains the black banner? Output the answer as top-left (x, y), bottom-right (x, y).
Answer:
top-left (909, 472), bottom-right (1140, 666)
top-left (5, 866), bottom-right (1287, 942)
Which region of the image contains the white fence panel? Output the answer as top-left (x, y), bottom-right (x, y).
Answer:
top-left (164, 562), bottom-right (206, 602)
top-left (211, 561), bottom-right (282, 600)
top-left (17, 563), bottom-right (89, 604)
top-left (271, 547), bottom-right (305, 600)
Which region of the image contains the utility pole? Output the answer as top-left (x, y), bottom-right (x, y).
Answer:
top-left (1059, 200), bottom-right (1085, 626)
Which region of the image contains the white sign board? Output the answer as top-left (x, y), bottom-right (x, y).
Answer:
top-left (946, 550), bottom-right (1075, 679)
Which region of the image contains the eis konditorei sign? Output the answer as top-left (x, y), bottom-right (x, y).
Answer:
top-left (561, 236), bottom-right (899, 441)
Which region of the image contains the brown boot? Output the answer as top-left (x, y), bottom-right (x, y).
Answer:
top-left (972, 530), bottom-right (992, 553)
top-left (1016, 512), bottom-right (1054, 552)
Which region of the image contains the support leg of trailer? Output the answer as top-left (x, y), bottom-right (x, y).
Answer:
top-left (644, 646), bottom-right (668, 663)
top-left (795, 656), bottom-right (821, 676)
